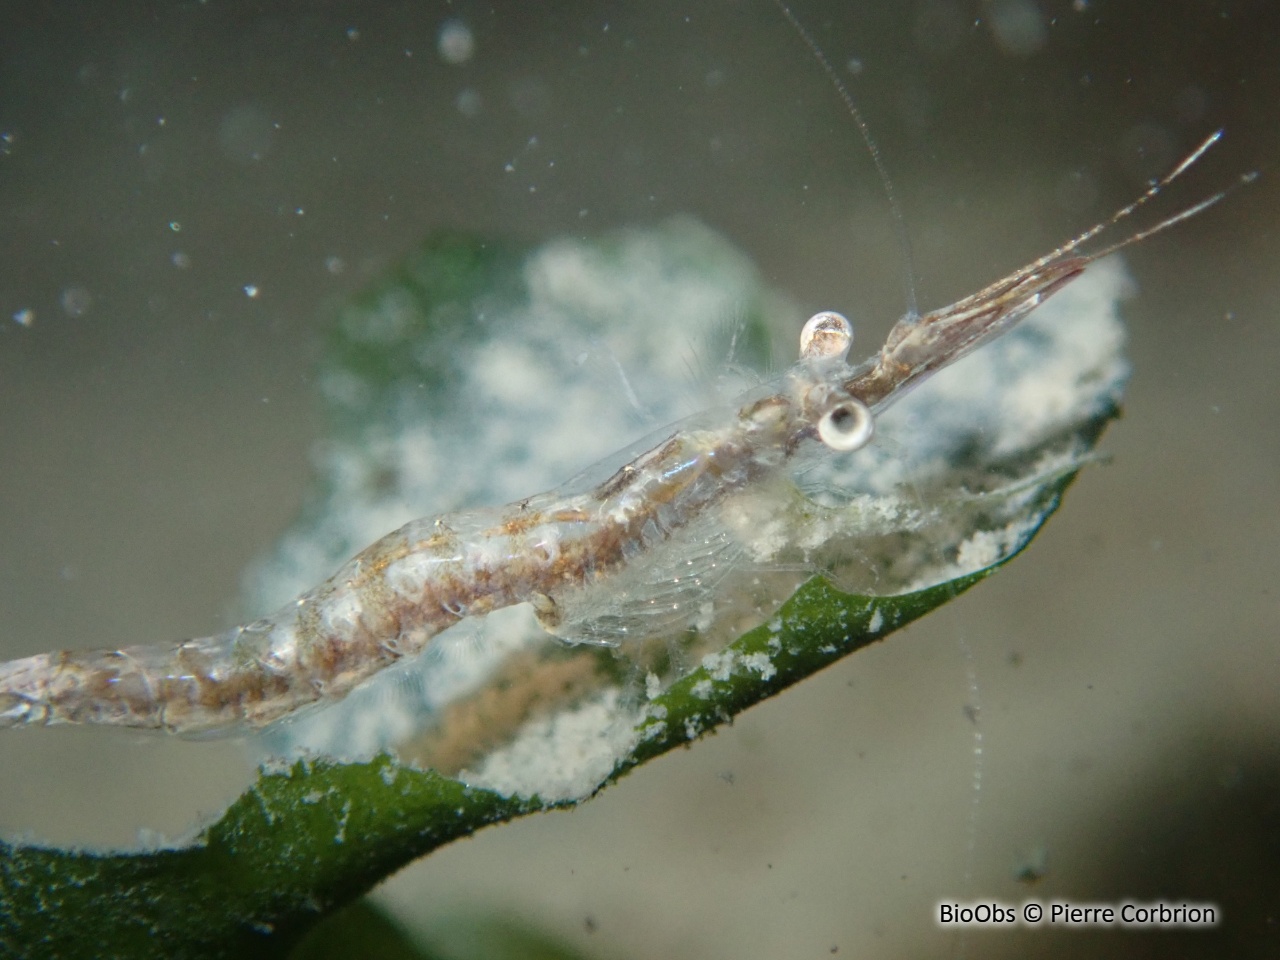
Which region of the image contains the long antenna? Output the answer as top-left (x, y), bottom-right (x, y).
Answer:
top-left (771, 0), bottom-right (920, 320)
top-left (940, 130), bottom-right (1245, 317)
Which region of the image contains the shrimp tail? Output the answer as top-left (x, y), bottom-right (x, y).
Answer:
top-left (0, 646), bottom-right (173, 731)
top-left (0, 507), bottom-right (562, 735)
top-left (0, 633), bottom-right (308, 734)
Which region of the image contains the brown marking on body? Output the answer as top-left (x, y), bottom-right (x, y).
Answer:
top-left (595, 462), bottom-right (639, 500)
top-left (493, 510), bottom-right (547, 537)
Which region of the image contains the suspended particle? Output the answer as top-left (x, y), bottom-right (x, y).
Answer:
top-left (437, 19), bottom-right (475, 65)
top-left (60, 286), bottom-right (92, 317)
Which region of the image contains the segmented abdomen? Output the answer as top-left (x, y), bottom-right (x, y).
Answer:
top-left (0, 495), bottom-right (623, 734)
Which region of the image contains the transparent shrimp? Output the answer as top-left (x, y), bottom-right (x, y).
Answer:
top-left (0, 133), bottom-right (1236, 735)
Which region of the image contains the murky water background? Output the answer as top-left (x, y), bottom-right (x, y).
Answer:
top-left (0, 1), bottom-right (1276, 957)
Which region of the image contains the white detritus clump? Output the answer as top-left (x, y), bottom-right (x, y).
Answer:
top-left (644, 671), bottom-right (662, 700)
top-left (460, 689), bottom-right (641, 802)
top-left (701, 651), bottom-right (735, 682)
top-left (378, 760), bottom-right (400, 787)
top-left (133, 827), bottom-right (199, 853)
top-left (720, 490), bottom-right (793, 564)
top-left (691, 679), bottom-right (715, 699)
top-left (695, 649), bottom-right (776, 685)
top-left (867, 607), bottom-right (884, 633)
top-left (332, 799), bottom-right (352, 844)
top-left (952, 517), bottom-right (1044, 577)
top-left (641, 718), bottom-right (667, 742)
top-left (904, 513), bottom-right (1048, 591)
top-left (738, 652), bottom-right (776, 681)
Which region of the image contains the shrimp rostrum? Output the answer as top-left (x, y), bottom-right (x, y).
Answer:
top-left (0, 134), bottom-right (1234, 735)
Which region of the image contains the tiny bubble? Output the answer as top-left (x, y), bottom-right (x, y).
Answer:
top-left (243, 284), bottom-right (260, 298)
top-left (987, 0), bottom-right (1048, 57)
top-left (295, 207), bottom-right (304, 215)
top-left (437, 18), bottom-right (475, 65)
top-left (157, 116), bottom-right (166, 126)
top-left (169, 220), bottom-right (181, 232)
top-left (12, 308), bottom-right (34, 327)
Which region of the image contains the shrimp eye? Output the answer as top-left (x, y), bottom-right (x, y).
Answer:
top-left (817, 398), bottom-right (874, 451)
top-left (799, 311), bottom-right (853, 361)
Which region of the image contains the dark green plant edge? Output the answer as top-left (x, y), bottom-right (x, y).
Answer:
top-left (289, 899), bottom-right (437, 960)
top-left (290, 898), bottom-right (602, 960)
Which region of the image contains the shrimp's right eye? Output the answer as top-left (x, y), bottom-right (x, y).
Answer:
top-left (817, 398), bottom-right (874, 451)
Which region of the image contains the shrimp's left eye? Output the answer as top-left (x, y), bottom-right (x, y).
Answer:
top-left (817, 398), bottom-right (874, 451)
top-left (799, 311), bottom-right (853, 361)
